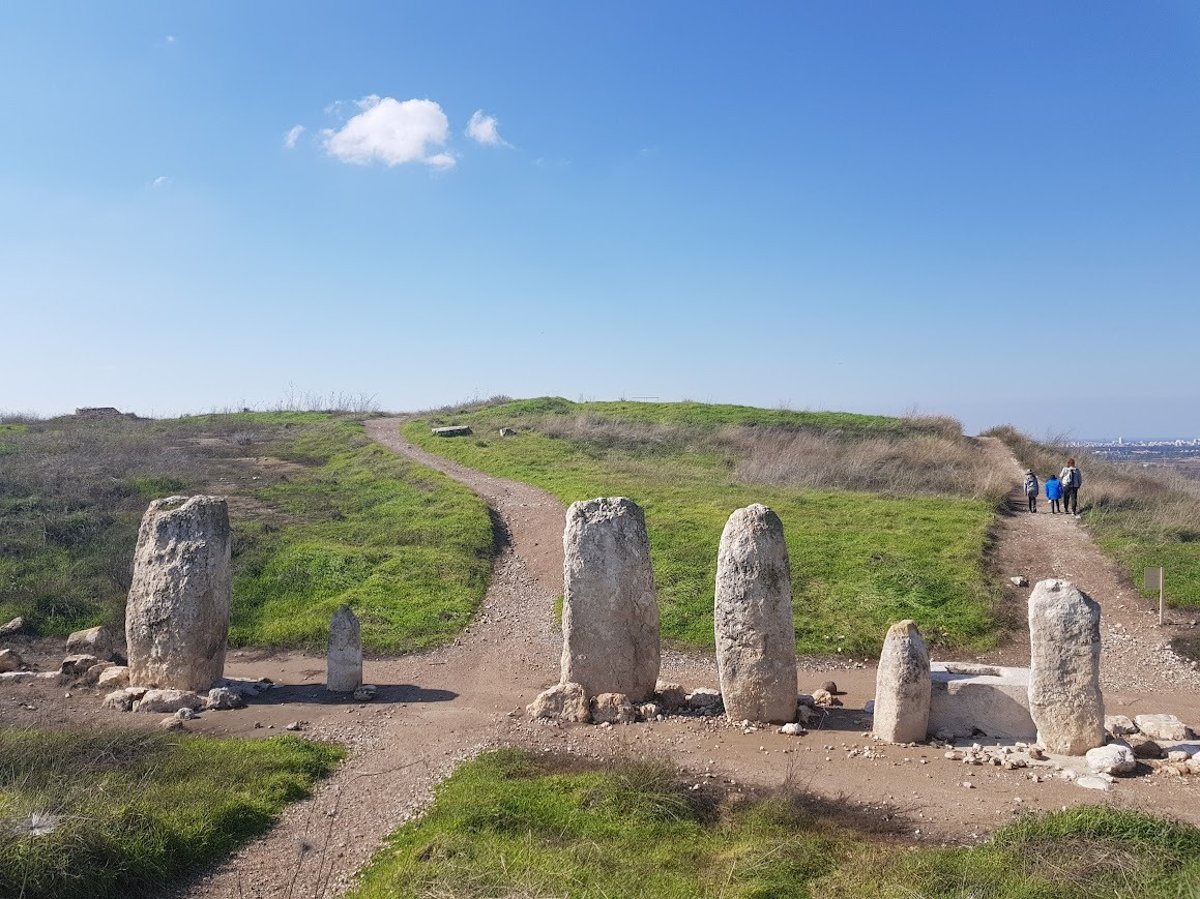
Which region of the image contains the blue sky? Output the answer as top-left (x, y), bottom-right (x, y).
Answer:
top-left (2, 3), bottom-right (1197, 437)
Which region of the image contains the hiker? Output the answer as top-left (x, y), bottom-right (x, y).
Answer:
top-left (1059, 457), bottom-right (1082, 515)
top-left (1023, 469), bottom-right (1039, 513)
top-left (1045, 473), bottom-right (1063, 513)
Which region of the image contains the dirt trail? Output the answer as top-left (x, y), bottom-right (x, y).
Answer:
top-left (9, 420), bottom-right (1199, 899)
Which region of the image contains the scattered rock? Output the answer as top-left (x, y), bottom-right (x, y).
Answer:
top-left (0, 616), bottom-right (25, 637)
top-left (353, 684), bottom-right (378, 702)
top-left (101, 689), bottom-right (137, 711)
top-left (79, 661), bottom-right (116, 685)
top-left (590, 692), bottom-right (636, 725)
top-left (205, 686), bottom-right (245, 710)
top-left (0, 648), bottom-right (23, 673)
top-left (66, 626), bottom-right (115, 661)
top-left (132, 689), bottom-right (205, 714)
top-left (175, 707), bottom-right (198, 720)
top-left (97, 666), bottom-right (130, 689)
top-left (326, 605), bottom-right (362, 693)
top-left (59, 654), bottom-right (101, 682)
top-left (527, 682), bottom-right (590, 722)
top-left (1105, 715), bottom-right (1138, 737)
top-left (561, 497), bottom-right (660, 701)
top-left (714, 504), bottom-right (798, 724)
top-left (779, 722), bottom-right (806, 736)
top-left (1134, 714), bottom-right (1191, 742)
top-left (1010, 576), bottom-right (1029, 587)
top-left (686, 688), bottom-right (723, 712)
top-left (1131, 739), bottom-right (1164, 760)
top-left (499, 427), bottom-right (517, 438)
top-left (1085, 744), bottom-right (1137, 775)
top-left (126, 496), bottom-right (232, 692)
top-left (431, 426), bottom-right (473, 437)
top-left (654, 681), bottom-right (688, 712)
top-left (1075, 775), bottom-right (1112, 791)
top-left (812, 688), bottom-right (835, 706)
top-left (1027, 580), bottom-right (1105, 755)
top-left (872, 620), bottom-right (931, 744)
top-left (863, 699), bottom-right (876, 715)
top-left (285, 721), bottom-right (305, 731)
top-left (637, 702), bottom-right (661, 721)
top-left (161, 716), bottom-right (186, 731)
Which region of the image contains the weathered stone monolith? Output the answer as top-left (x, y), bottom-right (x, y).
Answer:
top-left (326, 605), bottom-right (362, 693)
top-left (1027, 579), bottom-right (1105, 754)
top-left (560, 497), bottom-right (660, 701)
top-left (872, 620), bottom-right (931, 743)
top-left (714, 504), bottom-right (798, 723)
top-left (126, 496), bottom-right (232, 691)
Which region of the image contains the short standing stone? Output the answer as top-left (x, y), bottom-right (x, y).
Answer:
top-left (1133, 714), bottom-right (1191, 742)
top-left (126, 496), bottom-right (232, 692)
top-left (66, 626), bottom-right (115, 661)
top-left (655, 681), bottom-right (688, 712)
top-left (1027, 580), bottom-right (1105, 755)
top-left (872, 620), bottom-right (931, 743)
top-left (527, 682), bottom-right (590, 722)
top-left (590, 693), bottom-right (636, 725)
top-left (560, 497), bottom-right (660, 701)
top-left (326, 605), bottom-right (362, 693)
top-left (714, 504), bottom-right (798, 724)
top-left (60, 654), bottom-right (101, 681)
top-left (205, 686), bottom-right (245, 710)
top-left (97, 666), bottom-right (129, 689)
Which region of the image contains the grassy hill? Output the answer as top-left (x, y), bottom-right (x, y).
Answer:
top-left (407, 398), bottom-right (1008, 656)
top-left (0, 412), bottom-right (493, 652)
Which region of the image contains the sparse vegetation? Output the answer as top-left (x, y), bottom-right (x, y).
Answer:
top-left (985, 425), bottom-right (1200, 610)
top-left (350, 749), bottom-right (1200, 899)
top-left (406, 398), bottom-right (1003, 655)
top-left (0, 412), bottom-right (494, 651)
top-left (0, 728), bottom-right (343, 899)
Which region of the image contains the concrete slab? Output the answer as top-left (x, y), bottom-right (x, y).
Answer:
top-left (929, 662), bottom-right (1037, 741)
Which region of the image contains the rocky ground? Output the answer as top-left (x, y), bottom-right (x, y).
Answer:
top-left (2, 421), bottom-right (1199, 899)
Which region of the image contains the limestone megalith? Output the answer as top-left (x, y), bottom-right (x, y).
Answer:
top-left (1027, 579), bottom-right (1105, 754)
top-left (714, 504), bottom-right (798, 723)
top-left (872, 620), bottom-right (931, 743)
top-left (126, 496), bottom-right (232, 691)
top-left (560, 497), bottom-right (660, 701)
top-left (326, 605), bottom-right (363, 693)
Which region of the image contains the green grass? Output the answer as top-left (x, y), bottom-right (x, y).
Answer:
top-left (407, 399), bottom-right (998, 655)
top-left (0, 728), bottom-right (343, 899)
top-left (0, 412), bottom-right (494, 652)
top-left (350, 750), bottom-right (1200, 899)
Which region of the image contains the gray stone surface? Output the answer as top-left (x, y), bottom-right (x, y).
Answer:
top-left (431, 426), bottom-right (472, 437)
top-left (1134, 714), bottom-right (1191, 742)
top-left (66, 625), bottom-right (115, 661)
top-left (132, 688), bottom-right (204, 713)
top-left (326, 605), bottom-right (363, 693)
top-left (872, 620), bottom-right (931, 743)
top-left (126, 496), bottom-right (232, 692)
top-left (1027, 579), bottom-right (1105, 754)
top-left (0, 616), bottom-right (24, 637)
top-left (929, 663), bottom-right (1036, 741)
top-left (60, 654), bottom-right (101, 681)
top-left (527, 682), bottom-right (590, 722)
top-left (590, 692), bottom-right (636, 725)
top-left (714, 504), bottom-right (798, 724)
top-left (0, 648), bottom-right (22, 673)
top-left (560, 497), bottom-right (659, 701)
top-left (97, 666), bottom-right (129, 689)
top-left (1086, 743), bottom-right (1137, 775)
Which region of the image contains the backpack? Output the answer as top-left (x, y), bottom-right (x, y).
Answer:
top-left (1065, 467), bottom-right (1081, 489)
top-left (1023, 474), bottom-right (1037, 495)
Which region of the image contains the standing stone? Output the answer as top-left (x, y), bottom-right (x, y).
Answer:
top-left (872, 620), bottom-right (931, 743)
top-left (1027, 579), bottom-right (1105, 754)
top-left (560, 497), bottom-right (660, 701)
top-left (126, 496), bottom-right (232, 692)
top-left (714, 504), bottom-right (798, 723)
top-left (326, 605), bottom-right (363, 693)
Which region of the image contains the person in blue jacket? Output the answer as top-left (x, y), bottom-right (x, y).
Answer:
top-left (1045, 474), bottom-right (1063, 513)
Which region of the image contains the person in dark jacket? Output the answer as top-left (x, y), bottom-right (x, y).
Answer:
top-left (1059, 458), bottom-right (1082, 515)
top-left (1045, 474), bottom-right (1063, 513)
top-left (1023, 469), bottom-right (1039, 512)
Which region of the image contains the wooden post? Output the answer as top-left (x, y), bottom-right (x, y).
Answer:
top-left (1159, 570), bottom-right (1165, 626)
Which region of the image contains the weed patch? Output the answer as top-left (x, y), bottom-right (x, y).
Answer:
top-left (0, 727), bottom-right (342, 899)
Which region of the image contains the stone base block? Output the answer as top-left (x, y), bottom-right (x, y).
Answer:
top-left (929, 662), bottom-right (1036, 741)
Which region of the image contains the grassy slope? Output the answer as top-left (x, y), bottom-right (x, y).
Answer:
top-left (406, 399), bottom-right (997, 655)
top-left (0, 413), bottom-right (493, 652)
top-left (351, 750), bottom-right (1200, 899)
top-left (0, 728), bottom-right (342, 899)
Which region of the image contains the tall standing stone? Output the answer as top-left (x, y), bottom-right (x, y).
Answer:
top-left (1028, 579), bottom-right (1105, 754)
top-left (326, 605), bottom-right (362, 693)
top-left (872, 620), bottom-right (931, 743)
top-left (560, 497), bottom-right (660, 701)
top-left (714, 504), bottom-right (798, 723)
top-left (126, 496), bottom-right (231, 691)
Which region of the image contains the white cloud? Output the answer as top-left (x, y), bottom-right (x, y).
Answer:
top-left (165, 35), bottom-right (176, 44)
top-left (465, 110), bottom-right (511, 147)
top-left (283, 124), bottom-right (305, 149)
top-left (152, 176), bottom-right (170, 189)
top-left (323, 96), bottom-right (454, 168)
